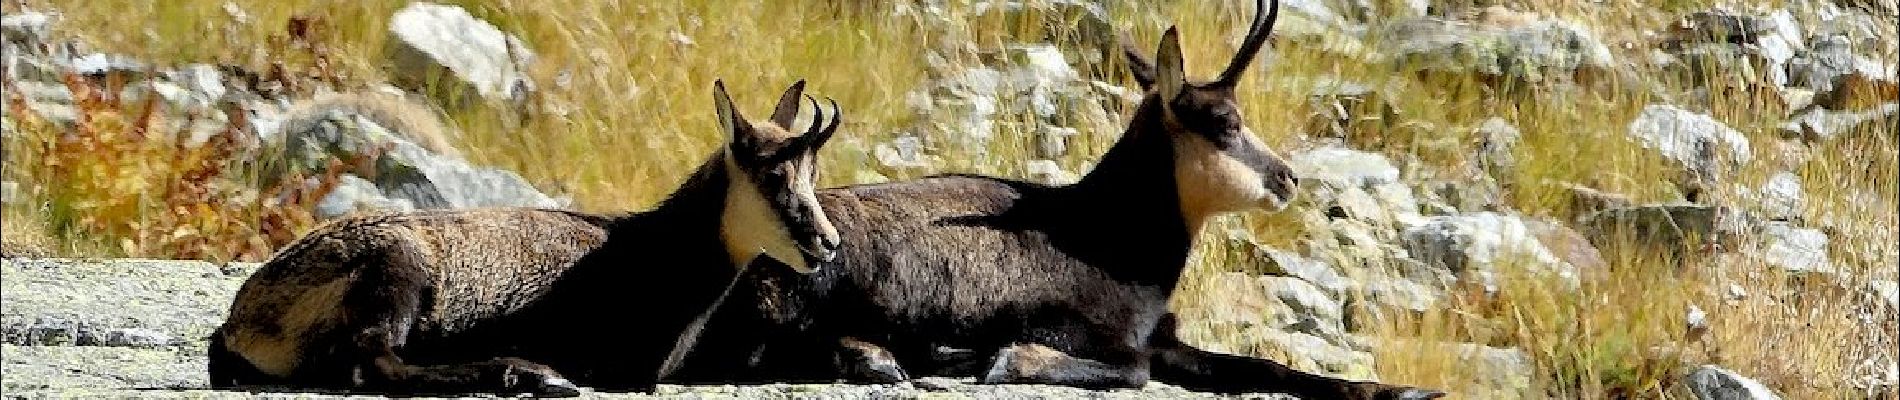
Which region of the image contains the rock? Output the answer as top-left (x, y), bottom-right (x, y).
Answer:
top-left (1788, 34), bottom-right (1896, 109)
top-left (312, 175), bottom-right (418, 219)
top-left (1525, 217), bottom-right (1608, 275)
top-left (1, 10), bottom-right (56, 55)
top-left (1755, 172), bottom-right (1804, 220)
top-left (2, 345), bottom-right (206, 393)
top-left (1754, 221), bottom-right (1834, 276)
top-left (1035, 126), bottom-right (1077, 158)
top-left (1686, 304), bottom-right (1709, 338)
top-left (385, 2), bottom-right (537, 108)
top-left (168, 64), bottom-right (228, 106)
top-left (1400, 212), bottom-right (1576, 292)
top-left (0, 181), bottom-right (17, 204)
top-left (1377, 11), bottom-right (1614, 86)
top-left (1262, 276), bottom-right (1345, 331)
top-left (1870, 280), bottom-right (1899, 309)
top-left (1291, 146), bottom-right (1402, 189)
top-left (1561, 182), bottom-right (1635, 218)
top-left (970, 0), bottom-right (1117, 62)
top-left (1297, 78), bottom-right (1397, 140)
top-left (1475, 117), bottom-right (1519, 179)
top-left (1255, 328), bottom-right (1375, 379)
top-left (68, 53), bottom-right (147, 81)
top-left (873, 136), bottom-right (931, 169)
top-left (1780, 103), bottom-right (1900, 141)
top-left (1686, 365), bottom-right (1783, 400)
top-left (1023, 159), bottom-right (1077, 185)
top-left (1581, 203), bottom-right (1747, 251)
top-left (1450, 343), bottom-right (1532, 392)
top-left (1626, 105), bottom-right (1752, 190)
top-left (0, 259), bottom-right (251, 352)
top-left (1258, 247), bottom-right (1351, 298)
top-left (273, 97), bottom-right (562, 216)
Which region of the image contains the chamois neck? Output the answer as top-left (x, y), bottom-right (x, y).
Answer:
top-left (1068, 98), bottom-right (1190, 232)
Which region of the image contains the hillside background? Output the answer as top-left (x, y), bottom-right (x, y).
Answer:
top-left (1, 0), bottom-right (1896, 398)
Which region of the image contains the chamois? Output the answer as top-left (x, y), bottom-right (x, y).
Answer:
top-left (205, 79), bottom-right (845, 396)
top-left (661, 1), bottom-right (1444, 398)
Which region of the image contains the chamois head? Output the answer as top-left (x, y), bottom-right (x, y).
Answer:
top-left (1123, 0), bottom-right (1297, 223)
top-left (711, 79), bottom-right (843, 273)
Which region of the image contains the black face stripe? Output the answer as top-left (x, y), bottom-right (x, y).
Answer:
top-left (755, 152), bottom-right (825, 250)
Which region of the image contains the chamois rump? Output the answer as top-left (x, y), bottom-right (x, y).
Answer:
top-left (661, 1), bottom-right (1444, 398)
top-left (205, 80), bottom-right (845, 396)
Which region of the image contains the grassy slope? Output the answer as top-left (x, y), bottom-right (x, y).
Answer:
top-left (4, 0), bottom-right (1895, 398)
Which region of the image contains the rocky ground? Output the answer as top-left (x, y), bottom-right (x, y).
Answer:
top-left (0, 258), bottom-right (1300, 400)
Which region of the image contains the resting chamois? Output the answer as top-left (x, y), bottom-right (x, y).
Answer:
top-left (661, 1), bottom-right (1443, 398)
top-left (206, 80), bottom-right (844, 396)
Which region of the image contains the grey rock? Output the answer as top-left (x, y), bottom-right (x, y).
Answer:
top-left (1525, 217), bottom-right (1608, 275)
top-left (874, 136), bottom-right (932, 169)
top-left (169, 64), bottom-right (228, 106)
top-left (0, 259), bottom-right (251, 352)
top-left (1755, 171), bottom-right (1804, 220)
top-left (1475, 117), bottom-right (1519, 179)
top-left (1258, 247), bottom-right (1351, 298)
top-left (1581, 203), bottom-right (1746, 251)
top-left (385, 2), bottom-right (537, 107)
top-left (1781, 103), bottom-right (1900, 141)
top-left (1626, 105), bottom-right (1752, 189)
top-left (11, 80), bottom-right (74, 105)
top-left (1449, 342), bottom-right (1532, 391)
top-left (2, 345), bottom-right (205, 392)
top-left (1, 11), bottom-right (56, 54)
top-left (1262, 276), bottom-right (1345, 330)
top-left (1377, 13), bottom-right (1614, 85)
top-left (1291, 146), bottom-right (1402, 189)
top-left (1754, 221), bottom-right (1834, 276)
top-left (1686, 365), bottom-right (1783, 400)
top-left (1298, 78), bottom-right (1397, 140)
top-left (0, 180), bottom-right (18, 204)
top-left (313, 174), bottom-right (419, 219)
top-left (1787, 34), bottom-right (1896, 106)
top-left (1870, 280), bottom-right (1899, 309)
top-left (1023, 159), bottom-right (1077, 185)
top-left (1400, 212), bottom-right (1575, 292)
top-left (1036, 126), bottom-right (1077, 158)
top-left (274, 105), bottom-right (562, 216)
top-left (69, 53), bottom-right (147, 79)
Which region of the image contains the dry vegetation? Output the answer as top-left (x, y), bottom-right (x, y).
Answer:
top-left (2, 0), bottom-right (1894, 398)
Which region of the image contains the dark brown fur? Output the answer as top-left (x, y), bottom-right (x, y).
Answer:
top-left (662, 1), bottom-right (1443, 399)
top-left (206, 80), bottom-right (843, 396)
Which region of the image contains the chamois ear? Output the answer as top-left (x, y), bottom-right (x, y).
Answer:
top-left (1153, 26), bottom-right (1188, 102)
top-left (1120, 33), bottom-right (1158, 90)
top-left (713, 79), bottom-right (756, 150)
top-left (770, 79), bottom-right (808, 130)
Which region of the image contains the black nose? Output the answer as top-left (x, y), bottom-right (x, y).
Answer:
top-left (811, 236), bottom-right (840, 262)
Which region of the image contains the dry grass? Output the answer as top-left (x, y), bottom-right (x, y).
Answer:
top-left (4, 0), bottom-right (1894, 398)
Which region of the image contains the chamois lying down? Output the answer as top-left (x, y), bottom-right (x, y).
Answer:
top-left (659, 1), bottom-right (1444, 398)
top-left (205, 80), bottom-right (845, 396)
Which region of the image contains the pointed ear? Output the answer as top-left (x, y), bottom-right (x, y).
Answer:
top-left (1120, 33), bottom-right (1157, 90)
top-left (713, 79), bottom-right (749, 146)
top-left (769, 79), bottom-right (808, 129)
top-left (1154, 26), bottom-right (1187, 101)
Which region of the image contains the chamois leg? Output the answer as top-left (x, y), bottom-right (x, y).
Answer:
top-left (834, 337), bottom-right (909, 383)
top-left (1148, 314), bottom-right (1444, 399)
top-left (978, 343), bottom-right (1150, 390)
top-left (336, 247), bottom-right (581, 397)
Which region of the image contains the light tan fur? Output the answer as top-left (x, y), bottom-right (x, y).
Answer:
top-left (721, 155), bottom-right (812, 273)
top-left (1170, 124), bottom-right (1287, 233)
top-left (224, 276), bottom-right (354, 376)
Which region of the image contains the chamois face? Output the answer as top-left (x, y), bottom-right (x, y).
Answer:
top-left (1123, 0), bottom-right (1296, 226)
top-left (712, 80), bottom-right (843, 273)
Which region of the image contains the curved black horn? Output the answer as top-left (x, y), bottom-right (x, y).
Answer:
top-left (821, 97), bottom-right (841, 137)
top-left (803, 95), bottom-right (826, 137)
top-left (1214, 0), bottom-right (1278, 86)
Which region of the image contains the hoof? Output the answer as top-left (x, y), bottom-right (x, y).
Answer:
top-left (1378, 386), bottom-right (1446, 400)
top-left (530, 376), bottom-right (582, 398)
top-left (979, 347), bottom-right (1018, 384)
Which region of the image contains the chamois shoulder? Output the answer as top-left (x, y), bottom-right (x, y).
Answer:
top-left (820, 173), bottom-right (1047, 218)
